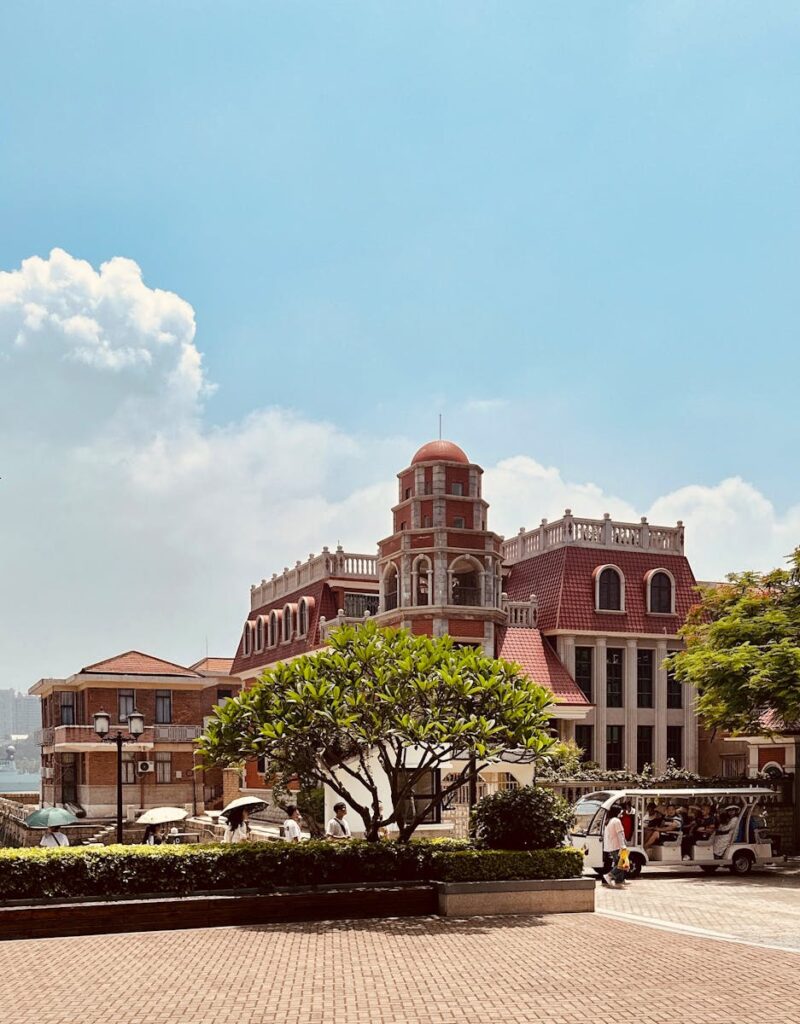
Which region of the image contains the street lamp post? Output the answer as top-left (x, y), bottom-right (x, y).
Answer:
top-left (93, 709), bottom-right (145, 843)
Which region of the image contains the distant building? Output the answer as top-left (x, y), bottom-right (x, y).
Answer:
top-left (231, 439), bottom-right (700, 798)
top-left (30, 651), bottom-right (236, 816)
top-left (0, 689), bottom-right (41, 741)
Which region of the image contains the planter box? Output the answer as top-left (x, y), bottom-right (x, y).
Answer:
top-left (436, 878), bottom-right (594, 917)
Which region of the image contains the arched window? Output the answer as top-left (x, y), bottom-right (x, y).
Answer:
top-left (255, 617), bottom-right (265, 651)
top-left (413, 556), bottom-right (431, 606)
top-left (648, 570), bottom-right (674, 614)
top-left (449, 556), bottom-right (481, 606)
top-left (242, 622), bottom-right (253, 657)
top-left (298, 597), bottom-right (314, 637)
top-left (282, 604), bottom-right (295, 642)
top-left (597, 566), bottom-right (623, 611)
top-left (268, 610), bottom-right (280, 647)
top-left (383, 563), bottom-right (400, 611)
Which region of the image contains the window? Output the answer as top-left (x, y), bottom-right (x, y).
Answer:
top-left (383, 564), bottom-right (400, 611)
top-left (637, 725), bottom-right (654, 773)
top-left (450, 558), bottom-right (480, 606)
top-left (59, 692), bottom-right (75, 726)
top-left (399, 521), bottom-right (407, 531)
top-left (269, 612), bottom-right (279, 647)
top-left (598, 567), bottom-right (622, 611)
top-left (451, 482), bottom-right (464, 496)
top-left (344, 593), bottom-right (379, 618)
top-left (298, 600), bottom-right (309, 637)
top-left (575, 724), bottom-right (593, 763)
top-left (155, 751), bottom-right (172, 784)
top-left (397, 769), bottom-right (441, 824)
top-left (423, 515), bottom-right (433, 528)
top-left (667, 658), bottom-right (683, 709)
top-left (404, 487), bottom-right (412, 500)
top-left (574, 647), bottom-right (593, 701)
top-left (121, 753), bottom-right (136, 785)
top-left (453, 516), bottom-right (466, 529)
top-left (667, 726), bottom-right (683, 766)
top-left (217, 689), bottom-right (233, 705)
top-left (256, 754), bottom-right (267, 774)
top-left (636, 650), bottom-right (653, 708)
top-left (242, 623), bottom-right (252, 657)
top-left (282, 605), bottom-right (294, 642)
top-left (256, 617), bottom-right (264, 650)
top-left (118, 689), bottom-right (135, 723)
top-left (649, 571), bottom-right (673, 614)
top-left (413, 558), bottom-right (431, 606)
top-left (606, 726), bottom-right (624, 771)
top-left (606, 648), bottom-right (624, 707)
top-left (155, 690), bottom-right (172, 724)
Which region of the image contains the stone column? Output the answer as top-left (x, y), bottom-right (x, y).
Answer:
top-left (654, 640), bottom-right (668, 772)
top-left (625, 639), bottom-right (638, 770)
top-left (594, 638), bottom-right (607, 769)
top-left (683, 676), bottom-right (698, 771)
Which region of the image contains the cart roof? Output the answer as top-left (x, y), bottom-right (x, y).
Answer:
top-left (579, 787), bottom-right (773, 800)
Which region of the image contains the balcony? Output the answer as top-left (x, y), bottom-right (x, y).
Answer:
top-left (36, 724), bottom-right (201, 751)
top-left (250, 545), bottom-right (378, 610)
top-left (449, 587), bottom-right (481, 607)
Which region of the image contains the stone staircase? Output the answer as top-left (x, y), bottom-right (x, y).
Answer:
top-left (81, 823), bottom-right (118, 846)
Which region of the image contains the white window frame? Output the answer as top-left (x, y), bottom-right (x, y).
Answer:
top-left (595, 564), bottom-right (625, 614)
top-left (645, 567), bottom-right (676, 615)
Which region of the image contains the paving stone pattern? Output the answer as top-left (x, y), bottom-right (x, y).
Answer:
top-left (597, 864), bottom-right (800, 951)
top-left (1, 907), bottom-right (800, 1024)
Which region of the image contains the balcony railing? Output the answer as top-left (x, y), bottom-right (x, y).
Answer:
top-left (37, 724), bottom-right (201, 747)
top-left (450, 587), bottom-right (481, 607)
top-left (384, 591), bottom-right (399, 611)
top-left (250, 545), bottom-right (378, 610)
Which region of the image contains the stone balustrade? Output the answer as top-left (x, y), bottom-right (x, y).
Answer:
top-left (502, 511), bottom-right (684, 564)
top-left (250, 545), bottom-right (378, 610)
top-left (501, 593), bottom-right (538, 628)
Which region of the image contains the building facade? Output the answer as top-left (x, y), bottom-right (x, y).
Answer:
top-left (231, 439), bottom-right (700, 786)
top-left (31, 651), bottom-right (236, 817)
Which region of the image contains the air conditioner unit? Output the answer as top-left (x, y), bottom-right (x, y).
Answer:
top-left (41, 767), bottom-right (54, 780)
top-left (137, 760), bottom-right (155, 775)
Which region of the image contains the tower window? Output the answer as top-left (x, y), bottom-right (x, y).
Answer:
top-left (453, 516), bottom-right (466, 529)
top-left (451, 482), bottom-right (464, 496)
top-left (597, 567), bottom-right (623, 611)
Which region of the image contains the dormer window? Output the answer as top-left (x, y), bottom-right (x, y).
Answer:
top-left (647, 569), bottom-right (675, 614)
top-left (242, 622), bottom-right (254, 657)
top-left (596, 566), bottom-right (624, 612)
top-left (268, 610), bottom-right (280, 647)
top-left (298, 597), bottom-right (313, 637)
top-left (255, 617), bottom-right (265, 651)
top-left (282, 604), bottom-right (295, 642)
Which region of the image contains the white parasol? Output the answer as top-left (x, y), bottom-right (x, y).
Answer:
top-left (137, 806), bottom-right (190, 826)
top-left (221, 796), bottom-right (266, 816)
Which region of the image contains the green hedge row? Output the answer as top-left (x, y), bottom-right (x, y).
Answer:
top-left (0, 840), bottom-right (583, 902)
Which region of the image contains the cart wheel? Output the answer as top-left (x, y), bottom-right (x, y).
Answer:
top-left (730, 851), bottom-right (754, 876)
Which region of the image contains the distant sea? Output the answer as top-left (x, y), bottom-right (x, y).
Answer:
top-left (0, 773), bottom-right (40, 794)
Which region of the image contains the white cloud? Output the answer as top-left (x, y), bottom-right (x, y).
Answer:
top-left (464, 398), bottom-right (509, 414)
top-left (0, 248), bottom-right (796, 690)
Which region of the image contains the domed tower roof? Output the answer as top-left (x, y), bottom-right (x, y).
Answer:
top-left (411, 439), bottom-right (470, 465)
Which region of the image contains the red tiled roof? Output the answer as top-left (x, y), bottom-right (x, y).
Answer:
top-left (496, 627), bottom-right (590, 705)
top-left (189, 657), bottom-right (234, 676)
top-left (230, 579), bottom-right (343, 676)
top-left (505, 547), bottom-right (698, 634)
top-left (80, 651), bottom-right (201, 678)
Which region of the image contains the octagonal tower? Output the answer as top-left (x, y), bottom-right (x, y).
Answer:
top-left (374, 440), bottom-right (506, 653)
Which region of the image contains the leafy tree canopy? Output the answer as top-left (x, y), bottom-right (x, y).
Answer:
top-left (198, 622), bottom-right (556, 841)
top-left (668, 548), bottom-right (800, 735)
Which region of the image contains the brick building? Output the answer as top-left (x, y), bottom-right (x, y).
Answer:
top-left (231, 439), bottom-right (700, 785)
top-left (31, 651), bottom-right (236, 817)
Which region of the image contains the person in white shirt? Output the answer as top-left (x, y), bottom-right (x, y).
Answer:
top-left (222, 807), bottom-right (252, 844)
top-left (39, 826), bottom-right (70, 848)
top-left (602, 806), bottom-right (628, 888)
top-left (326, 802), bottom-right (351, 841)
top-left (283, 805), bottom-right (303, 842)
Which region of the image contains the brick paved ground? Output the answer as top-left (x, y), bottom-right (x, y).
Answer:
top-left (2, 907), bottom-right (800, 1024)
top-left (597, 864), bottom-right (800, 951)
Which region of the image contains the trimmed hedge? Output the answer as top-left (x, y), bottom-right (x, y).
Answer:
top-left (0, 841), bottom-right (583, 903)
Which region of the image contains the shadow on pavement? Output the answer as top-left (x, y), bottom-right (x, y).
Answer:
top-left (238, 914), bottom-right (555, 936)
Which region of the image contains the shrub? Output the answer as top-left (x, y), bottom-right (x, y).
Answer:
top-left (0, 840), bottom-right (581, 903)
top-left (473, 785), bottom-right (575, 850)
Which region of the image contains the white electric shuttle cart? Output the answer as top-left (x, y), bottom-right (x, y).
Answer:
top-left (570, 787), bottom-right (775, 877)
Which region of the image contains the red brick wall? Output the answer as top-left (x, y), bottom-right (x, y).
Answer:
top-left (447, 619), bottom-right (485, 638)
top-left (447, 531), bottom-right (484, 549)
top-left (411, 618), bottom-right (434, 635)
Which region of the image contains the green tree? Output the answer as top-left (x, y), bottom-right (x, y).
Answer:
top-left (668, 548), bottom-right (800, 735)
top-left (198, 622), bottom-right (556, 842)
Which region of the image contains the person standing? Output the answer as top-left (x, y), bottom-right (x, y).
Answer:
top-left (143, 824), bottom-right (166, 846)
top-left (222, 807), bottom-right (252, 843)
top-left (602, 806), bottom-right (628, 888)
top-left (326, 801), bottom-right (351, 841)
top-left (39, 825), bottom-right (70, 848)
top-left (283, 805), bottom-right (303, 842)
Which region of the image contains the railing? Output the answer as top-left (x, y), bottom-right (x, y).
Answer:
top-left (384, 591), bottom-right (399, 611)
top-left (39, 724), bottom-right (201, 747)
top-left (250, 545), bottom-right (378, 610)
top-left (344, 593), bottom-right (380, 618)
top-left (450, 587), bottom-right (481, 607)
top-left (502, 593), bottom-right (538, 628)
top-left (502, 510), bottom-right (685, 563)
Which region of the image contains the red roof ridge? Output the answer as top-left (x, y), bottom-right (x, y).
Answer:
top-left (81, 650), bottom-right (201, 677)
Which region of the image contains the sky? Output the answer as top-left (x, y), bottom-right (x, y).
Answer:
top-left (1, 2), bottom-right (799, 690)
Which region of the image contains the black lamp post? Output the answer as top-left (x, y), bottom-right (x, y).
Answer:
top-left (93, 708), bottom-right (145, 843)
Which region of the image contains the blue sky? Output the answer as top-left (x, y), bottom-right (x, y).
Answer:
top-left (1, 2), bottom-right (799, 683)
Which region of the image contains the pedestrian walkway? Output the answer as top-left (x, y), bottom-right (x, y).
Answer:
top-left (2, 909), bottom-right (800, 1024)
top-left (596, 865), bottom-right (800, 951)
